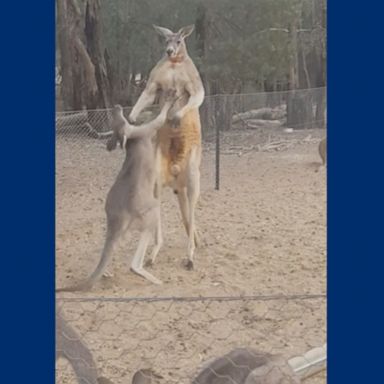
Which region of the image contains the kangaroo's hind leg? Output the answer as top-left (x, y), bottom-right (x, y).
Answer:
top-left (149, 206), bottom-right (163, 265)
top-left (56, 215), bottom-right (128, 292)
top-left (147, 149), bottom-right (165, 266)
top-left (177, 186), bottom-right (200, 248)
top-left (129, 205), bottom-right (163, 285)
top-left (184, 147), bottom-right (201, 270)
top-left (130, 230), bottom-right (163, 285)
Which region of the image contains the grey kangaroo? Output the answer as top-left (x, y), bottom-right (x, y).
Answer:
top-left (56, 309), bottom-right (159, 384)
top-left (56, 308), bottom-right (104, 384)
top-left (57, 90), bottom-right (176, 291)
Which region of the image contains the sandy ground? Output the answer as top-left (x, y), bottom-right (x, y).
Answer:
top-left (56, 127), bottom-right (326, 384)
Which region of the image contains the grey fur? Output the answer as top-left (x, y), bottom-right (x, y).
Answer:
top-left (56, 309), bottom-right (154, 384)
top-left (131, 369), bottom-right (163, 384)
top-left (56, 91), bottom-right (176, 291)
top-left (56, 308), bottom-right (99, 384)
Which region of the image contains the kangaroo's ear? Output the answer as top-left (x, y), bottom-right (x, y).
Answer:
top-left (177, 24), bottom-right (195, 39)
top-left (153, 25), bottom-right (174, 39)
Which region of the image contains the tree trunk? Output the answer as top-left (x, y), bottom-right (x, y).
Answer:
top-left (104, 48), bottom-right (114, 98)
top-left (288, 22), bottom-right (299, 90)
top-left (301, 47), bottom-right (311, 89)
top-left (287, 91), bottom-right (313, 129)
top-left (195, 1), bottom-right (210, 94)
top-left (195, 4), bottom-right (207, 65)
top-left (286, 16), bottom-right (315, 129)
top-left (56, 0), bottom-right (111, 111)
top-left (84, 0), bottom-right (111, 109)
top-left (56, 0), bottom-right (74, 110)
top-left (298, 21), bottom-right (311, 89)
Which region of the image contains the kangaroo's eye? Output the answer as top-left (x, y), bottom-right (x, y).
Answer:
top-left (177, 40), bottom-right (181, 45)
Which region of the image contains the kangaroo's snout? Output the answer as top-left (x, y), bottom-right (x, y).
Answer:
top-left (166, 48), bottom-right (174, 56)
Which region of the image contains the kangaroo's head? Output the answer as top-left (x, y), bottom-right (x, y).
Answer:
top-left (112, 104), bottom-right (123, 117)
top-left (153, 24), bottom-right (194, 62)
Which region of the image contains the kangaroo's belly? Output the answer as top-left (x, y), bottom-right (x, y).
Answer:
top-left (156, 109), bottom-right (201, 186)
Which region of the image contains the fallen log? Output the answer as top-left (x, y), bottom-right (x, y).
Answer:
top-left (232, 106), bottom-right (286, 124)
top-left (83, 123), bottom-right (113, 139)
top-left (246, 119), bottom-right (284, 129)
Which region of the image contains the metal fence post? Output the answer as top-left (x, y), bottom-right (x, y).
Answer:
top-left (215, 110), bottom-right (220, 190)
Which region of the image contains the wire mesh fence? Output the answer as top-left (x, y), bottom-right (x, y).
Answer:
top-left (56, 88), bottom-right (326, 137)
top-left (56, 294), bottom-right (326, 384)
top-left (56, 88), bottom-right (326, 384)
top-left (56, 87), bottom-right (326, 190)
top-left (200, 87), bottom-right (326, 137)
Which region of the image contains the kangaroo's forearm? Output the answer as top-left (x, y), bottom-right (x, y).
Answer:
top-left (130, 82), bottom-right (158, 120)
top-left (130, 110), bottom-right (168, 139)
top-left (130, 92), bottom-right (155, 119)
top-left (178, 88), bottom-right (205, 116)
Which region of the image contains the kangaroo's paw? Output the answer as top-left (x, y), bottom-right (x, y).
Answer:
top-left (130, 267), bottom-right (163, 285)
top-left (184, 260), bottom-right (194, 271)
top-left (102, 269), bottom-right (114, 278)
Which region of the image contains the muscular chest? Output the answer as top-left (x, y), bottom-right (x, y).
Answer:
top-left (157, 64), bottom-right (190, 93)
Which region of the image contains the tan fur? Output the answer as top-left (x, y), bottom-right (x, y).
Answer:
top-left (319, 137), bottom-right (326, 165)
top-left (129, 25), bottom-right (204, 269)
top-left (157, 109), bottom-right (201, 183)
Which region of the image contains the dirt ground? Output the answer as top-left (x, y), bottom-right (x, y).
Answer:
top-left (56, 127), bottom-right (326, 384)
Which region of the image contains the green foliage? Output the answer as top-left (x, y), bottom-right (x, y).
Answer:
top-left (97, 0), bottom-right (326, 95)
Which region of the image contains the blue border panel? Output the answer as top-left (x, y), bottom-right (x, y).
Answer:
top-left (0, 2), bottom-right (55, 383)
top-left (1, 1), bottom-right (383, 383)
top-left (328, 2), bottom-right (384, 384)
